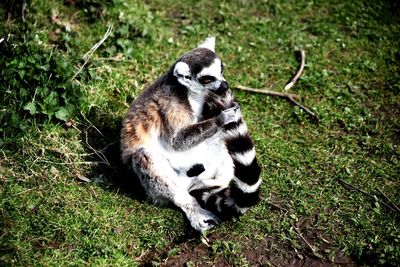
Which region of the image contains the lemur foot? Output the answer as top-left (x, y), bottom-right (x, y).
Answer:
top-left (187, 207), bottom-right (220, 231)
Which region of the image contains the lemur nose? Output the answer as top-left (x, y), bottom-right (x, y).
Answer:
top-left (217, 81), bottom-right (229, 94)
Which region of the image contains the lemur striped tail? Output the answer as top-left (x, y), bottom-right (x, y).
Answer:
top-left (223, 112), bottom-right (262, 213)
top-left (194, 89), bottom-right (262, 218)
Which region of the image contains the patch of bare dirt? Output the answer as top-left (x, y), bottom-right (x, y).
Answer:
top-left (136, 225), bottom-right (357, 267)
top-left (242, 235), bottom-right (356, 267)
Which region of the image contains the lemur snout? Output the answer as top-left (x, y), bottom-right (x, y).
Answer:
top-left (216, 80), bottom-right (229, 94)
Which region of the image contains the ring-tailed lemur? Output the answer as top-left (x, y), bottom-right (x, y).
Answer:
top-left (120, 37), bottom-right (261, 231)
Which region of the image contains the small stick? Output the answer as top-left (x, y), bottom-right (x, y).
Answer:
top-left (284, 49), bottom-right (306, 90)
top-left (338, 179), bottom-right (399, 214)
top-left (235, 85), bottom-right (300, 101)
top-left (80, 111), bottom-right (105, 137)
top-left (37, 160), bottom-right (104, 165)
top-left (265, 199), bottom-right (288, 213)
top-left (200, 230), bottom-right (211, 247)
top-left (234, 85), bottom-right (319, 121)
top-left (22, 0), bottom-right (27, 22)
top-left (12, 188), bottom-right (35, 196)
top-left (377, 188), bottom-right (400, 213)
top-left (77, 175), bottom-right (92, 183)
top-left (234, 49), bottom-right (319, 121)
top-left (285, 94), bottom-right (319, 121)
top-left (70, 23), bottom-right (113, 81)
top-left (290, 221), bottom-right (317, 253)
top-left (85, 131), bottom-right (111, 167)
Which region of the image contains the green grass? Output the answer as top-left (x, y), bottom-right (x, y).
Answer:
top-left (1, 0), bottom-right (399, 266)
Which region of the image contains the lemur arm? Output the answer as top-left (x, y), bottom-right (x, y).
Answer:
top-left (171, 118), bottom-right (221, 151)
top-left (170, 105), bottom-right (239, 151)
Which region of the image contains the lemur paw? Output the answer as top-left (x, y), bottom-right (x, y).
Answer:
top-left (218, 104), bottom-right (241, 126)
top-left (188, 208), bottom-right (220, 231)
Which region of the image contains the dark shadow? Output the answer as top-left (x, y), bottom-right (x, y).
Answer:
top-left (0, 0), bottom-right (26, 21)
top-left (81, 108), bottom-right (146, 201)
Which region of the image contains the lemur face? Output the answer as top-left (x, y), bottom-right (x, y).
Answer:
top-left (173, 37), bottom-right (229, 95)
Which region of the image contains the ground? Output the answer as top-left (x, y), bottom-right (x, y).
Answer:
top-left (0, 0), bottom-right (399, 266)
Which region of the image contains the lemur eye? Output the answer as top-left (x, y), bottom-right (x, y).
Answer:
top-left (199, 75), bottom-right (216, 85)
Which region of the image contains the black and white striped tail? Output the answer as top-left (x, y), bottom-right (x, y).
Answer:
top-left (193, 89), bottom-right (262, 218)
top-left (223, 115), bottom-right (261, 214)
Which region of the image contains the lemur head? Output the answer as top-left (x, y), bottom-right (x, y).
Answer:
top-left (172, 37), bottom-right (228, 95)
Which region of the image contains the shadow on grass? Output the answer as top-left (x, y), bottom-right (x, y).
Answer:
top-left (81, 109), bottom-right (147, 201)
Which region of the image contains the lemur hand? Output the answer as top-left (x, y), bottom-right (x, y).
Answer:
top-left (217, 102), bottom-right (241, 126)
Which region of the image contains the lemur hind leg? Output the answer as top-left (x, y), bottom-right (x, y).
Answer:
top-left (131, 148), bottom-right (220, 231)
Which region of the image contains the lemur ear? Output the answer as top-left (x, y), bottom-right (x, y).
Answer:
top-left (173, 61), bottom-right (191, 78)
top-left (198, 36), bottom-right (215, 52)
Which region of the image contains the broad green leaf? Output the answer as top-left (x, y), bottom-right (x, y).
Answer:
top-left (55, 107), bottom-right (70, 121)
top-left (23, 102), bottom-right (37, 115)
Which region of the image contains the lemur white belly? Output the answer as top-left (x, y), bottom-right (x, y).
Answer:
top-left (154, 133), bottom-right (234, 191)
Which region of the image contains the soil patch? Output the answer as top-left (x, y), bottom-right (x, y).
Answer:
top-left (137, 229), bottom-right (356, 266)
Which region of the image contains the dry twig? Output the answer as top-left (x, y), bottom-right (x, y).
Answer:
top-left (285, 93), bottom-right (319, 121)
top-left (22, 0), bottom-right (27, 22)
top-left (37, 160), bottom-right (104, 165)
top-left (338, 179), bottom-right (399, 214)
top-left (264, 199), bottom-right (288, 213)
top-left (290, 221), bottom-right (317, 253)
top-left (85, 130), bottom-right (111, 167)
top-left (80, 111), bottom-right (105, 137)
top-left (234, 85), bottom-right (319, 121)
top-left (70, 22), bottom-right (113, 81)
top-left (235, 85), bottom-right (300, 101)
top-left (285, 49), bottom-right (306, 90)
top-left (77, 175), bottom-right (92, 183)
top-left (376, 188), bottom-right (400, 213)
top-left (234, 49), bottom-right (319, 121)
